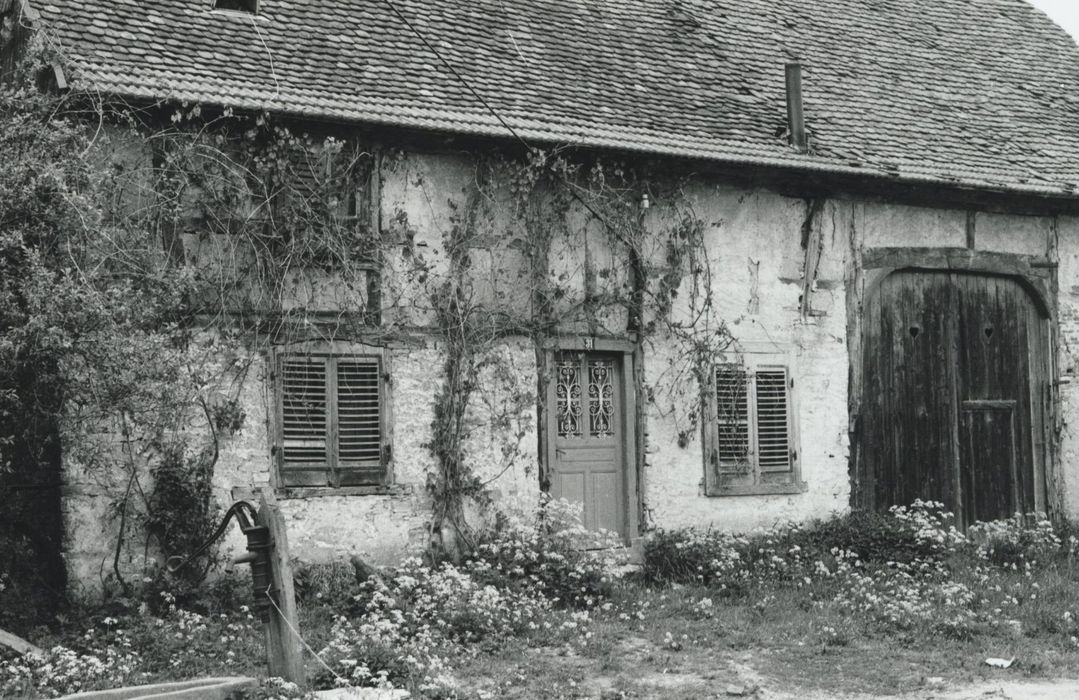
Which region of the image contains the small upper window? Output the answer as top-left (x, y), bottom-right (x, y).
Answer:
top-left (214, 0), bottom-right (257, 13)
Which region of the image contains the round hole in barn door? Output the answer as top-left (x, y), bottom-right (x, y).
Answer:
top-left (909, 326), bottom-right (921, 339)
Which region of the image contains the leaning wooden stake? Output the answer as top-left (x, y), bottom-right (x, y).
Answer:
top-left (0, 627), bottom-right (42, 656)
top-left (257, 488), bottom-right (305, 685)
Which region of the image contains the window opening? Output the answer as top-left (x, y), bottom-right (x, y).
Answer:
top-left (214, 0), bottom-right (258, 13)
top-left (707, 361), bottom-right (802, 496)
top-left (278, 352), bottom-right (386, 488)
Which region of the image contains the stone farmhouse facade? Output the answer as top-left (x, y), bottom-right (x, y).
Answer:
top-left (6, 0), bottom-right (1079, 587)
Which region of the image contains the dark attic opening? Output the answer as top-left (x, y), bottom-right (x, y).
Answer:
top-left (213, 0), bottom-right (258, 13)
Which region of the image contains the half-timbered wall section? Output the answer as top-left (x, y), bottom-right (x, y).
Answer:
top-left (59, 135), bottom-right (1079, 585)
top-left (8, 0), bottom-right (1079, 597)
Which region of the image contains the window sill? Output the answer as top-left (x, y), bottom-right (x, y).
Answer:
top-left (274, 484), bottom-right (412, 500)
top-left (706, 481), bottom-right (808, 497)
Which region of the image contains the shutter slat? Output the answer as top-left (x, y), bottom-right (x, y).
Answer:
top-left (337, 358), bottom-right (382, 468)
top-left (755, 369), bottom-right (791, 473)
top-left (281, 357), bottom-right (328, 465)
top-left (715, 365), bottom-right (750, 466)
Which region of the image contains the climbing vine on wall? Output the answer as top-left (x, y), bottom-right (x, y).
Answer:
top-left (2, 39), bottom-right (736, 594)
top-left (389, 148), bottom-right (734, 558)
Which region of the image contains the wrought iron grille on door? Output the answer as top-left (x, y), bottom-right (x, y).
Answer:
top-left (556, 355), bottom-right (615, 440)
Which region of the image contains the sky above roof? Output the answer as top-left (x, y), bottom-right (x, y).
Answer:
top-left (1027, 0), bottom-right (1079, 41)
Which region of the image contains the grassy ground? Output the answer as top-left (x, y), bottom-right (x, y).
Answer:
top-left (5, 567), bottom-right (1079, 699)
top-left (446, 570), bottom-right (1079, 699)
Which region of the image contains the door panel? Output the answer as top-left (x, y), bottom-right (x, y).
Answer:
top-left (861, 271), bottom-right (958, 513)
top-left (860, 270), bottom-right (1047, 527)
top-left (555, 471), bottom-right (586, 507)
top-left (959, 403), bottom-right (1018, 524)
top-left (954, 276), bottom-right (1038, 517)
top-left (550, 351), bottom-right (626, 538)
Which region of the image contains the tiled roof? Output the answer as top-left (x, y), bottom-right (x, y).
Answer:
top-left (22, 0), bottom-right (1079, 197)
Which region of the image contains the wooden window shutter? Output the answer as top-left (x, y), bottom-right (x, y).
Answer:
top-left (329, 146), bottom-right (379, 325)
top-left (284, 145), bottom-right (326, 206)
top-left (705, 359), bottom-right (803, 497)
top-left (329, 144), bottom-right (373, 237)
top-left (754, 368), bottom-right (793, 473)
top-left (715, 364), bottom-right (751, 471)
top-left (278, 353), bottom-right (387, 488)
top-left (335, 357), bottom-right (384, 486)
top-left (280, 357), bottom-right (330, 482)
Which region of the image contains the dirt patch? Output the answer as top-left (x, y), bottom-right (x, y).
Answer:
top-left (927, 680), bottom-right (1079, 700)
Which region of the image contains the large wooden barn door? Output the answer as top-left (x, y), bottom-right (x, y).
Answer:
top-left (860, 270), bottom-right (1048, 527)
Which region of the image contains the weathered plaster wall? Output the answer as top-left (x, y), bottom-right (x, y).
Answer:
top-left (62, 137), bottom-right (1079, 591)
top-left (63, 453), bottom-right (152, 595)
top-left (207, 146), bottom-right (543, 566)
top-left (217, 345), bottom-right (441, 566)
top-left (859, 202), bottom-right (968, 249)
top-left (641, 189), bottom-right (851, 532)
top-left (1052, 216), bottom-right (1079, 520)
top-left (62, 146), bottom-right (542, 585)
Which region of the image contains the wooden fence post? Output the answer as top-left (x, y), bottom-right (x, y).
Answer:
top-left (257, 488), bottom-right (305, 685)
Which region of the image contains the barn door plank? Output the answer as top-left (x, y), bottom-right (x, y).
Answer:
top-left (954, 274), bottom-right (1036, 522)
top-left (864, 271), bottom-right (957, 514)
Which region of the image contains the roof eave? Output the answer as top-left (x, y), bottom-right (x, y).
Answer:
top-left (66, 82), bottom-right (1079, 210)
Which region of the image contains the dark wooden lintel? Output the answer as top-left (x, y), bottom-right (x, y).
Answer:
top-left (860, 247), bottom-right (1054, 320)
top-left (861, 247), bottom-right (1046, 275)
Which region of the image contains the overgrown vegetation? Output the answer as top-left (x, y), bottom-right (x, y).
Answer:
top-left (4, 503), bottom-right (1079, 698)
top-left (2, 30), bottom-right (737, 630)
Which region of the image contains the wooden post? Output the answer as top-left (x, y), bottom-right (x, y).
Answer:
top-left (257, 488), bottom-right (305, 685)
top-left (0, 627), bottom-right (42, 656)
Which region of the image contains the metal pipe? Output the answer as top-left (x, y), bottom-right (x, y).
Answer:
top-left (785, 61), bottom-right (808, 153)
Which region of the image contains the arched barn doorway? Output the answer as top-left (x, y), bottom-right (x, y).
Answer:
top-left (857, 268), bottom-right (1052, 528)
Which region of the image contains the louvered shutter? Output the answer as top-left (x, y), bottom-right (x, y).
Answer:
top-left (278, 353), bottom-right (386, 488)
top-left (755, 369), bottom-right (793, 473)
top-left (335, 357), bottom-right (384, 486)
top-left (329, 145), bottom-right (372, 237)
top-left (715, 365), bottom-right (751, 471)
top-left (284, 143), bottom-right (370, 232)
top-left (280, 357), bottom-right (330, 485)
top-left (282, 145), bottom-right (326, 211)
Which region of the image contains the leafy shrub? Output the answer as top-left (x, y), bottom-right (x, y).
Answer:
top-left (0, 590), bottom-right (264, 698)
top-left (641, 500), bottom-right (962, 590)
top-left (801, 502), bottom-right (959, 565)
top-left (969, 513), bottom-right (1061, 568)
top-left (466, 496), bottom-right (616, 608)
top-left (146, 442), bottom-right (221, 587)
top-left (139, 566), bottom-right (251, 617)
top-left (315, 558), bottom-right (547, 693)
top-left (293, 560), bottom-right (364, 610)
top-left (641, 526), bottom-right (818, 595)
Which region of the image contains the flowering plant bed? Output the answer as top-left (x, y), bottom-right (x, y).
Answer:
top-left (5, 502), bottom-right (1079, 699)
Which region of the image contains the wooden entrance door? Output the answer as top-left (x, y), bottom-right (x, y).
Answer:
top-left (548, 351), bottom-right (626, 538)
top-left (860, 271), bottom-right (1049, 527)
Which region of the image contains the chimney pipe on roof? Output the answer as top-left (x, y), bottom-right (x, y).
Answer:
top-left (785, 61), bottom-right (808, 153)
